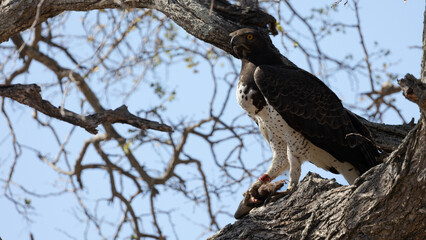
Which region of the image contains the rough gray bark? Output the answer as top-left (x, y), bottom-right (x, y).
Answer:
top-left (0, 0), bottom-right (276, 51)
top-left (359, 117), bottom-right (414, 155)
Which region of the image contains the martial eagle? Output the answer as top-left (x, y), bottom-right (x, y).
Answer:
top-left (230, 28), bottom-right (379, 219)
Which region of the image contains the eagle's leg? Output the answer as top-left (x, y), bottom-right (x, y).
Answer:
top-left (261, 152), bottom-right (300, 204)
top-left (287, 150), bottom-right (302, 192)
top-left (249, 149), bottom-right (289, 200)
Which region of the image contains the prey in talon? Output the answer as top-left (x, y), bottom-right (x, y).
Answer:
top-left (234, 180), bottom-right (287, 219)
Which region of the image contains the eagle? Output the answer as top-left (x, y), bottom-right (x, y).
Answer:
top-left (230, 28), bottom-right (379, 218)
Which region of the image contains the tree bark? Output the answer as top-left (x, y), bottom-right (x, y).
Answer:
top-left (0, 0), bottom-right (276, 51)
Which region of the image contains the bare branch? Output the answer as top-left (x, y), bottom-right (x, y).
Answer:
top-left (354, 0), bottom-right (375, 92)
top-left (0, 84), bottom-right (172, 133)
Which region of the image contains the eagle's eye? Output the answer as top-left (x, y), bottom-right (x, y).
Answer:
top-left (246, 34), bottom-right (254, 40)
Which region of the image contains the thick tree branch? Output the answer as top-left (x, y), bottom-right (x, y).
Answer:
top-left (0, 84), bottom-right (172, 134)
top-left (359, 117), bottom-right (414, 154)
top-left (0, 0), bottom-right (276, 54)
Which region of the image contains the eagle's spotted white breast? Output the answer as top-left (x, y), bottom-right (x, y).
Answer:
top-left (237, 82), bottom-right (359, 188)
top-left (236, 82), bottom-right (259, 116)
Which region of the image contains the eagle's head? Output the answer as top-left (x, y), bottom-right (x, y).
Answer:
top-left (230, 28), bottom-right (279, 65)
top-left (229, 28), bottom-right (268, 59)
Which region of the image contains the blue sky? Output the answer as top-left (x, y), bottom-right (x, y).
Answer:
top-left (0, 1), bottom-right (424, 240)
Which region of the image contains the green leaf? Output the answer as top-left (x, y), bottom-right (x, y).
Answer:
top-left (168, 91), bottom-right (176, 102)
top-left (122, 140), bottom-right (133, 154)
top-left (293, 41), bottom-right (299, 48)
top-left (276, 23), bottom-right (284, 33)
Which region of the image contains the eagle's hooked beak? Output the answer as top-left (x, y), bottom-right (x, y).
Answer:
top-left (230, 35), bottom-right (240, 57)
top-left (230, 36), bottom-right (250, 59)
top-left (230, 36), bottom-right (237, 49)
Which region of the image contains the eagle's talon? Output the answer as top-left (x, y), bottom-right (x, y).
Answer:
top-left (286, 184), bottom-right (296, 193)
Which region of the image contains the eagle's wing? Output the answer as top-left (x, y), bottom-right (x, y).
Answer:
top-left (253, 65), bottom-right (378, 174)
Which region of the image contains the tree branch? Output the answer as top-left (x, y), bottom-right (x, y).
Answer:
top-left (0, 84), bottom-right (172, 134)
top-left (0, 0), bottom-right (276, 54)
top-left (359, 117), bottom-right (414, 154)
